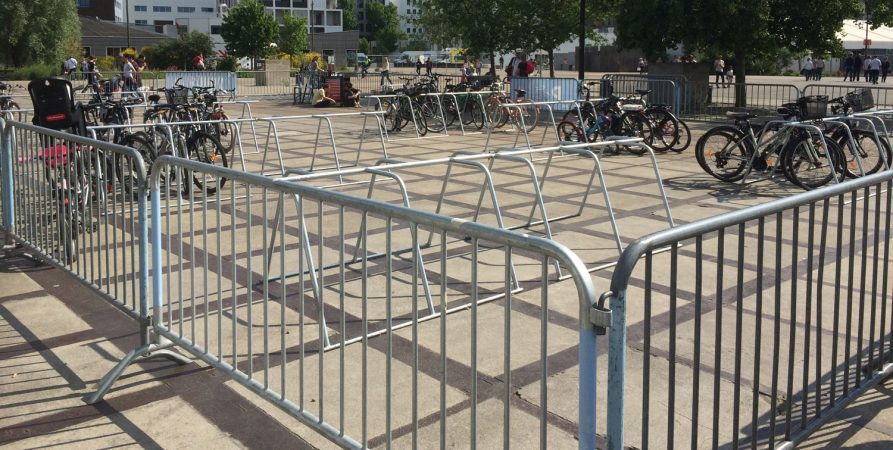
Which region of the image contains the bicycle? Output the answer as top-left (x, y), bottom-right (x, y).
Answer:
top-left (825, 90), bottom-right (890, 177)
top-left (377, 78), bottom-right (429, 136)
top-left (694, 102), bottom-right (847, 190)
top-left (0, 82), bottom-right (24, 121)
top-left (484, 77), bottom-right (540, 133)
top-left (556, 93), bottom-right (653, 154)
top-left (617, 89), bottom-right (691, 152)
top-left (442, 81), bottom-right (486, 130)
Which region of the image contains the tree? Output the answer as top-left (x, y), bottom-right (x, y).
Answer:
top-left (221, 0), bottom-right (279, 70)
top-left (146, 31), bottom-right (214, 70)
top-left (278, 13), bottom-right (308, 68)
top-left (338, 0), bottom-right (358, 31)
top-left (366, 2), bottom-right (404, 54)
top-left (358, 37), bottom-right (370, 54)
top-left (418, 0), bottom-right (520, 76)
top-left (614, 0), bottom-right (862, 106)
top-left (0, 0), bottom-right (80, 67)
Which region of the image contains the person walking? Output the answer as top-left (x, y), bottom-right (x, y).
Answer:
top-left (380, 56), bottom-right (393, 87)
top-left (814, 57), bottom-right (824, 80)
top-left (415, 55), bottom-right (423, 75)
top-left (843, 52), bottom-right (854, 81)
top-left (869, 55), bottom-right (881, 84)
top-left (134, 54), bottom-right (147, 88)
top-left (854, 53), bottom-right (862, 81)
top-left (425, 56), bottom-right (433, 76)
top-left (863, 54), bottom-right (870, 82)
top-left (713, 56), bottom-right (725, 87)
top-left (882, 56), bottom-right (890, 83)
top-left (121, 54), bottom-right (136, 95)
top-left (802, 57), bottom-right (814, 81)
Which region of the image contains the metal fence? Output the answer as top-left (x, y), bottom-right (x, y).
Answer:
top-left (679, 82), bottom-right (801, 122)
top-left (147, 155), bottom-right (601, 449)
top-left (600, 169), bottom-right (893, 449)
top-left (803, 84), bottom-right (893, 112)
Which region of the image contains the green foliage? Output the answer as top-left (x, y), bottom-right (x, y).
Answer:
top-left (10, 64), bottom-right (58, 80)
top-left (358, 37), bottom-right (370, 54)
top-left (401, 38), bottom-right (428, 52)
top-left (0, 0), bottom-right (81, 67)
top-left (96, 56), bottom-right (117, 72)
top-left (338, 0), bottom-right (359, 31)
top-left (366, 2), bottom-right (404, 54)
top-left (863, 0), bottom-right (893, 28)
top-left (216, 57), bottom-right (239, 72)
top-left (146, 31), bottom-right (214, 70)
top-left (221, 0), bottom-right (279, 68)
top-left (278, 13), bottom-right (309, 64)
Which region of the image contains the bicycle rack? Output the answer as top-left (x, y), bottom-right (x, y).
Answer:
top-left (262, 166), bottom-right (436, 349)
top-left (257, 112), bottom-right (388, 181)
top-left (363, 93), bottom-right (427, 140)
top-left (739, 121), bottom-right (843, 187)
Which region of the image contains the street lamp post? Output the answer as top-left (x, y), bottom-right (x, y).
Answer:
top-left (578, 0), bottom-right (585, 80)
top-left (125, 0), bottom-right (131, 50)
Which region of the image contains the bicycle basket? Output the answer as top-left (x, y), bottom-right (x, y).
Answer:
top-left (846, 88), bottom-right (873, 112)
top-left (166, 86), bottom-right (191, 105)
top-left (796, 95), bottom-right (828, 120)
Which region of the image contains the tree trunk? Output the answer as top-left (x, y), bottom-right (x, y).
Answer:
top-left (489, 50), bottom-right (496, 77)
top-left (734, 48), bottom-right (746, 108)
top-left (548, 48), bottom-right (555, 78)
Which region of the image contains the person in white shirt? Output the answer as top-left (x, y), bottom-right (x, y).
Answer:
top-left (713, 57), bottom-right (725, 87)
top-left (802, 57), bottom-right (814, 81)
top-left (66, 56), bottom-right (78, 76)
top-left (380, 56), bottom-right (392, 87)
top-left (121, 54), bottom-right (136, 95)
top-left (869, 56), bottom-right (882, 84)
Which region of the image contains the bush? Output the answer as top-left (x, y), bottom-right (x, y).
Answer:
top-left (216, 57), bottom-right (238, 72)
top-left (10, 64), bottom-right (59, 80)
top-left (97, 56), bottom-right (117, 72)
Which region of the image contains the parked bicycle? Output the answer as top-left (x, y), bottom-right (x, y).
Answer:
top-left (484, 77), bottom-right (539, 133)
top-left (0, 82), bottom-right (24, 121)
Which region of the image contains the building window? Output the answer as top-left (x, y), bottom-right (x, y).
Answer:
top-left (134, 5), bottom-right (147, 11)
top-left (135, 19), bottom-right (148, 25)
top-left (202, 7), bottom-right (214, 12)
top-left (177, 7), bottom-right (195, 13)
top-left (76, 0), bottom-right (91, 8)
top-left (153, 6), bottom-right (172, 12)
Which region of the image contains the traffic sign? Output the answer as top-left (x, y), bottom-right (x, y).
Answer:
top-left (864, 39), bottom-right (872, 46)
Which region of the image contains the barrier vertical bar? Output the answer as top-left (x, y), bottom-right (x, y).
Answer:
top-left (1, 120), bottom-right (13, 232)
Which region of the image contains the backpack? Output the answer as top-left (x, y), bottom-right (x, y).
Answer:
top-left (525, 60), bottom-right (535, 75)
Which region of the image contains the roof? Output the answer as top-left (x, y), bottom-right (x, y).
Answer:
top-left (79, 16), bottom-right (173, 41)
top-left (838, 20), bottom-right (893, 49)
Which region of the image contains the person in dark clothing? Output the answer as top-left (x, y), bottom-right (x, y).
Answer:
top-left (425, 57), bottom-right (433, 76)
top-left (854, 53), bottom-right (862, 82)
top-left (883, 56), bottom-right (890, 83)
top-left (843, 53), bottom-right (854, 81)
top-left (342, 81), bottom-right (361, 107)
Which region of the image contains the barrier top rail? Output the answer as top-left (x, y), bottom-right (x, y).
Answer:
top-left (279, 138), bottom-right (644, 182)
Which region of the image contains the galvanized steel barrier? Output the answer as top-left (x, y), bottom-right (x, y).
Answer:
top-left (803, 84), bottom-right (893, 111)
top-left (680, 82), bottom-right (801, 122)
top-left (148, 155), bottom-right (602, 449)
top-left (600, 74), bottom-right (681, 114)
top-left (600, 169), bottom-right (893, 449)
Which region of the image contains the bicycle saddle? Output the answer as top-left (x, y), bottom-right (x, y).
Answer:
top-left (635, 89), bottom-right (652, 96)
top-left (725, 111), bottom-right (756, 120)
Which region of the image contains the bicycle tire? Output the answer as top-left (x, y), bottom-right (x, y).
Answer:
top-left (467, 100), bottom-right (485, 130)
top-left (421, 102), bottom-right (445, 133)
top-left (695, 126), bottom-right (753, 182)
top-left (118, 133), bottom-right (155, 197)
top-left (59, 212), bottom-right (78, 265)
top-left (652, 115), bottom-right (678, 152)
top-left (2, 100), bottom-right (21, 122)
top-left (213, 113), bottom-right (236, 155)
top-left (413, 104), bottom-right (428, 136)
top-left (836, 129), bottom-right (889, 177)
top-left (556, 120), bottom-right (585, 142)
top-left (617, 111), bottom-right (653, 155)
top-left (516, 100), bottom-right (539, 133)
top-left (782, 135), bottom-right (846, 190)
top-left (187, 131), bottom-right (228, 195)
top-left (670, 119), bottom-right (692, 152)
top-left (486, 97), bottom-right (504, 128)
top-left (442, 96), bottom-right (458, 128)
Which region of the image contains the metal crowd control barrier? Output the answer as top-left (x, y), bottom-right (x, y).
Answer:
top-left (600, 169), bottom-right (893, 449)
top-left (164, 71), bottom-right (238, 92)
top-left (506, 77), bottom-right (582, 105)
top-left (0, 120), bottom-right (190, 403)
top-left (483, 99), bottom-right (586, 149)
top-left (681, 82), bottom-right (800, 122)
top-left (145, 155), bottom-right (601, 449)
top-left (599, 75), bottom-right (680, 114)
top-left (803, 85), bottom-right (893, 111)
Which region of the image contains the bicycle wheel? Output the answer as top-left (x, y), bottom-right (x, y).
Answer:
top-left (421, 101), bottom-right (445, 133)
top-left (412, 104), bottom-right (428, 136)
top-left (670, 119), bottom-right (692, 152)
top-left (837, 130), bottom-right (890, 177)
top-left (58, 211), bottom-right (78, 265)
top-left (466, 100), bottom-right (485, 130)
top-left (652, 115), bottom-right (679, 152)
top-left (617, 111), bottom-right (653, 155)
top-left (782, 136), bottom-right (846, 190)
top-left (118, 133), bottom-right (155, 197)
top-left (187, 132), bottom-right (228, 195)
top-left (213, 113), bottom-right (236, 155)
top-left (556, 120), bottom-right (585, 142)
top-left (486, 98), bottom-right (504, 128)
top-left (2, 100), bottom-right (21, 121)
top-left (516, 100), bottom-right (539, 133)
top-left (695, 127), bottom-right (752, 182)
top-left (442, 96), bottom-right (458, 128)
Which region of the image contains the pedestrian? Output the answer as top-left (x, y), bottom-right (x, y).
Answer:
top-left (713, 56), bottom-right (725, 87)
top-left (342, 81), bottom-right (361, 107)
top-left (854, 53), bottom-right (863, 81)
top-left (193, 53), bottom-right (205, 71)
top-left (121, 54), bottom-right (136, 95)
top-left (725, 64), bottom-right (734, 85)
top-left (65, 55), bottom-right (78, 76)
top-left (637, 57), bottom-right (646, 73)
top-left (527, 55), bottom-right (536, 77)
top-left (425, 56), bottom-right (433, 76)
top-left (843, 52), bottom-right (854, 81)
top-left (814, 57), bottom-right (824, 80)
top-left (802, 57), bottom-right (813, 81)
top-left (882, 56), bottom-right (890, 83)
top-left (311, 84), bottom-right (337, 107)
top-left (86, 55), bottom-right (98, 87)
top-left (416, 55), bottom-right (423, 75)
top-left (474, 58), bottom-right (482, 75)
top-left (506, 51), bottom-right (527, 79)
top-left (863, 54), bottom-right (870, 82)
top-left (869, 55), bottom-right (881, 84)
top-left (499, 55), bottom-right (505, 69)
top-left (379, 56), bottom-right (393, 87)
top-left (134, 54), bottom-right (147, 88)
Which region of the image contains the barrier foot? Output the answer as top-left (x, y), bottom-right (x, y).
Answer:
top-left (86, 342), bottom-right (190, 404)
